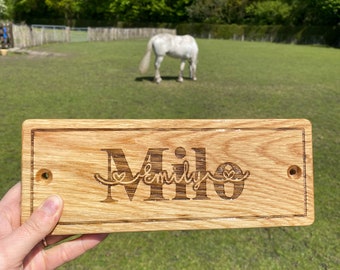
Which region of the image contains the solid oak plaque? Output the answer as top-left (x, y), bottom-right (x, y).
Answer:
top-left (21, 119), bottom-right (314, 235)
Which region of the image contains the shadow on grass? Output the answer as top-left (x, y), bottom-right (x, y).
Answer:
top-left (135, 76), bottom-right (191, 82)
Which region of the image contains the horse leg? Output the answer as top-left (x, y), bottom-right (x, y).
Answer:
top-left (178, 60), bottom-right (186, 82)
top-left (189, 59), bottom-right (197, 81)
top-left (154, 56), bottom-right (164, 83)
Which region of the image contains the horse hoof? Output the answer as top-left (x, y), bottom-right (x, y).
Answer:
top-left (177, 78), bottom-right (183, 83)
top-left (154, 78), bottom-right (162, 84)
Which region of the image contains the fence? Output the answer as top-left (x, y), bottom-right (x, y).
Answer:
top-left (12, 24), bottom-right (70, 48)
top-left (11, 24), bottom-right (176, 48)
top-left (87, 27), bottom-right (175, 41)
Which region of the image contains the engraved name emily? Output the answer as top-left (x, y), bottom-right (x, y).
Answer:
top-left (94, 147), bottom-right (250, 202)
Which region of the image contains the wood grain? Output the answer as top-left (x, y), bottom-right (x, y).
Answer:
top-left (21, 119), bottom-right (314, 235)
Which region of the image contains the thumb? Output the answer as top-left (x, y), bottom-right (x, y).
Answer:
top-left (6, 195), bottom-right (63, 262)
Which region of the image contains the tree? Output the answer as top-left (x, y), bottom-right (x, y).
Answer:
top-left (11, 0), bottom-right (56, 23)
top-left (186, 0), bottom-right (227, 23)
top-left (7, 0), bottom-right (339, 26)
top-left (187, 0), bottom-right (253, 24)
top-left (223, 0), bottom-right (253, 24)
top-left (45, 0), bottom-right (84, 25)
top-left (287, 0), bottom-right (340, 25)
top-left (245, 0), bottom-right (292, 25)
top-left (108, 0), bottom-right (191, 23)
top-left (313, 0), bottom-right (340, 25)
top-left (0, 0), bottom-right (8, 19)
top-left (167, 0), bottom-right (193, 22)
top-left (79, 0), bottom-right (112, 22)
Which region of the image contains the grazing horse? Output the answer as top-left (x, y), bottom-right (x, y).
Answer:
top-left (139, 33), bottom-right (198, 83)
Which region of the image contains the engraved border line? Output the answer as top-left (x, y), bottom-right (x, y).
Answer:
top-left (30, 127), bottom-right (308, 225)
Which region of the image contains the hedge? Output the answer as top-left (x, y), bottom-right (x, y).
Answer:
top-left (177, 24), bottom-right (340, 48)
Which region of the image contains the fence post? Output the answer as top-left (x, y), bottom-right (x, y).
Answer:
top-left (65, 27), bottom-right (70, 42)
top-left (8, 23), bottom-right (14, 48)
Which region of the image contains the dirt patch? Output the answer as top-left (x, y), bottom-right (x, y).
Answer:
top-left (8, 48), bottom-right (66, 57)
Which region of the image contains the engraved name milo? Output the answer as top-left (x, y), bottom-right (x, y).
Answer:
top-left (94, 147), bottom-right (250, 202)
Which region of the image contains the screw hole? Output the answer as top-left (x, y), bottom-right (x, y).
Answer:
top-left (288, 165), bottom-right (302, 179)
top-left (36, 169), bottom-right (53, 183)
top-left (42, 172), bottom-right (50, 180)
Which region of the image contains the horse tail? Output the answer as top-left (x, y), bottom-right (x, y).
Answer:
top-left (139, 38), bottom-right (153, 74)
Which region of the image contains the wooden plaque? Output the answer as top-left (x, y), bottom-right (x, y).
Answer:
top-left (21, 119), bottom-right (314, 235)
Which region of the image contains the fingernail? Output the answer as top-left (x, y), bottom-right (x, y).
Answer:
top-left (41, 195), bottom-right (62, 216)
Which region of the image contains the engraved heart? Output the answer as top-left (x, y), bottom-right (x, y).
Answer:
top-left (112, 171), bottom-right (125, 182)
top-left (223, 169), bottom-right (235, 179)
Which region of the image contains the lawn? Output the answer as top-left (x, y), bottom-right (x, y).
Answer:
top-left (0, 39), bottom-right (339, 269)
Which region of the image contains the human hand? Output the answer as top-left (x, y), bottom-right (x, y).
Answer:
top-left (0, 182), bottom-right (108, 269)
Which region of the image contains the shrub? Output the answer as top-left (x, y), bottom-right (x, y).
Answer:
top-left (245, 0), bottom-right (292, 25)
top-left (177, 23), bottom-right (340, 47)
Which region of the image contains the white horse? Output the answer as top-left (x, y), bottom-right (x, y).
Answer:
top-left (139, 33), bottom-right (198, 83)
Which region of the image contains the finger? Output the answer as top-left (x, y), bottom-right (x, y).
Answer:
top-left (0, 182), bottom-right (21, 210)
top-left (0, 182), bottom-right (22, 238)
top-left (2, 195), bottom-right (63, 262)
top-left (43, 235), bottom-right (71, 247)
top-left (44, 234), bottom-right (108, 269)
top-left (43, 234), bottom-right (85, 248)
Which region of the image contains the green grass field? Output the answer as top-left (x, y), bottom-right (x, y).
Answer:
top-left (0, 39), bottom-right (339, 269)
